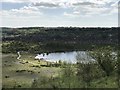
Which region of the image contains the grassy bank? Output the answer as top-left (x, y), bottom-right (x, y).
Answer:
top-left (2, 53), bottom-right (61, 88)
top-left (2, 50), bottom-right (119, 88)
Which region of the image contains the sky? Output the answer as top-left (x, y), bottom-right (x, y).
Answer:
top-left (0, 0), bottom-right (119, 27)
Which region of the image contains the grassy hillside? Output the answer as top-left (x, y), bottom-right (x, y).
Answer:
top-left (2, 50), bottom-right (119, 88)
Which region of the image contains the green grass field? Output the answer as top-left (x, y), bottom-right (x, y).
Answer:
top-left (2, 53), bottom-right (61, 88)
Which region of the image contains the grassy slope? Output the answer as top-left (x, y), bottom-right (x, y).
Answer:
top-left (2, 53), bottom-right (61, 88)
top-left (2, 53), bottom-right (118, 88)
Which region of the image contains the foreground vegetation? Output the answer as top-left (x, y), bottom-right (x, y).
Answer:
top-left (2, 46), bottom-right (119, 89)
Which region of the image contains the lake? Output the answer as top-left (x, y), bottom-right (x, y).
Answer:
top-left (35, 51), bottom-right (95, 63)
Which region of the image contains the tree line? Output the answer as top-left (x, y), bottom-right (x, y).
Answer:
top-left (2, 27), bottom-right (119, 53)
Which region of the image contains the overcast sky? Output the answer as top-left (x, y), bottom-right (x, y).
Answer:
top-left (0, 0), bottom-right (119, 27)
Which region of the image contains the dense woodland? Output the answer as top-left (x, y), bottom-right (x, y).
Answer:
top-left (2, 27), bottom-right (119, 53)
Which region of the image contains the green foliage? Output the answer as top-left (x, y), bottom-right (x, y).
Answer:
top-left (61, 64), bottom-right (76, 88)
top-left (31, 79), bottom-right (38, 88)
top-left (31, 65), bottom-right (41, 68)
top-left (2, 27), bottom-right (118, 53)
top-left (76, 51), bottom-right (94, 87)
top-left (62, 64), bottom-right (74, 78)
top-left (2, 41), bottom-right (30, 53)
top-left (117, 50), bottom-right (120, 88)
top-left (58, 60), bottom-right (62, 65)
top-left (90, 46), bottom-right (116, 76)
top-left (77, 62), bottom-right (93, 88)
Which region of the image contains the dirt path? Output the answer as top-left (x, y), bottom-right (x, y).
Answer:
top-left (17, 52), bottom-right (21, 60)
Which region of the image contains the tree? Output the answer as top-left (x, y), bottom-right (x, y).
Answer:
top-left (58, 63), bottom-right (76, 88)
top-left (117, 50), bottom-right (120, 88)
top-left (76, 52), bottom-right (94, 88)
top-left (90, 46), bottom-right (116, 76)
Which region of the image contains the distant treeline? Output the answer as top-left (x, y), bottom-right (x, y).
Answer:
top-left (2, 27), bottom-right (119, 53)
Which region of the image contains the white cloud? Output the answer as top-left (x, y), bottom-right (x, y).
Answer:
top-left (64, 0), bottom-right (118, 17)
top-left (1, 5), bottom-right (42, 18)
top-left (0, 0), bottom-right (29, 3)
top-left (1, 0), bottom-right (118, 17)
top-left (63, 12), bottom-right (78, 17)
top-left (1, 0), bottom-right (118, 27)
top-left (30, 0), bottom-right (119, 16)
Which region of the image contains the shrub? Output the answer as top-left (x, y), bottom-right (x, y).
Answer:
top-left (76, 51), bottom-right (98, 88)
top-left (90, 46), bottom-right (116, 76)
top-left (5, 75), bottom-right (9, 78)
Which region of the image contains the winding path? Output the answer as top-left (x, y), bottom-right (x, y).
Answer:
top-left (17, 52), bottom-right (21, 60)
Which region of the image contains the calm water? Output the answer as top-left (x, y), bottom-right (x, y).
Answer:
top-left (35, 51), bottom-right (95, 63)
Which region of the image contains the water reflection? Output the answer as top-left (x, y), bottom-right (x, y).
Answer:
top-left (35, 51), bottom-right (95, 63)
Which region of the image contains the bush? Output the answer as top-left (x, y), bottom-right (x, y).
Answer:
top-left (90, 46), bottom-right (116, 76)
top-left (5, 75), bottom-right (9, 78)
top-left (76, 51), bottom-right (104, 88)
